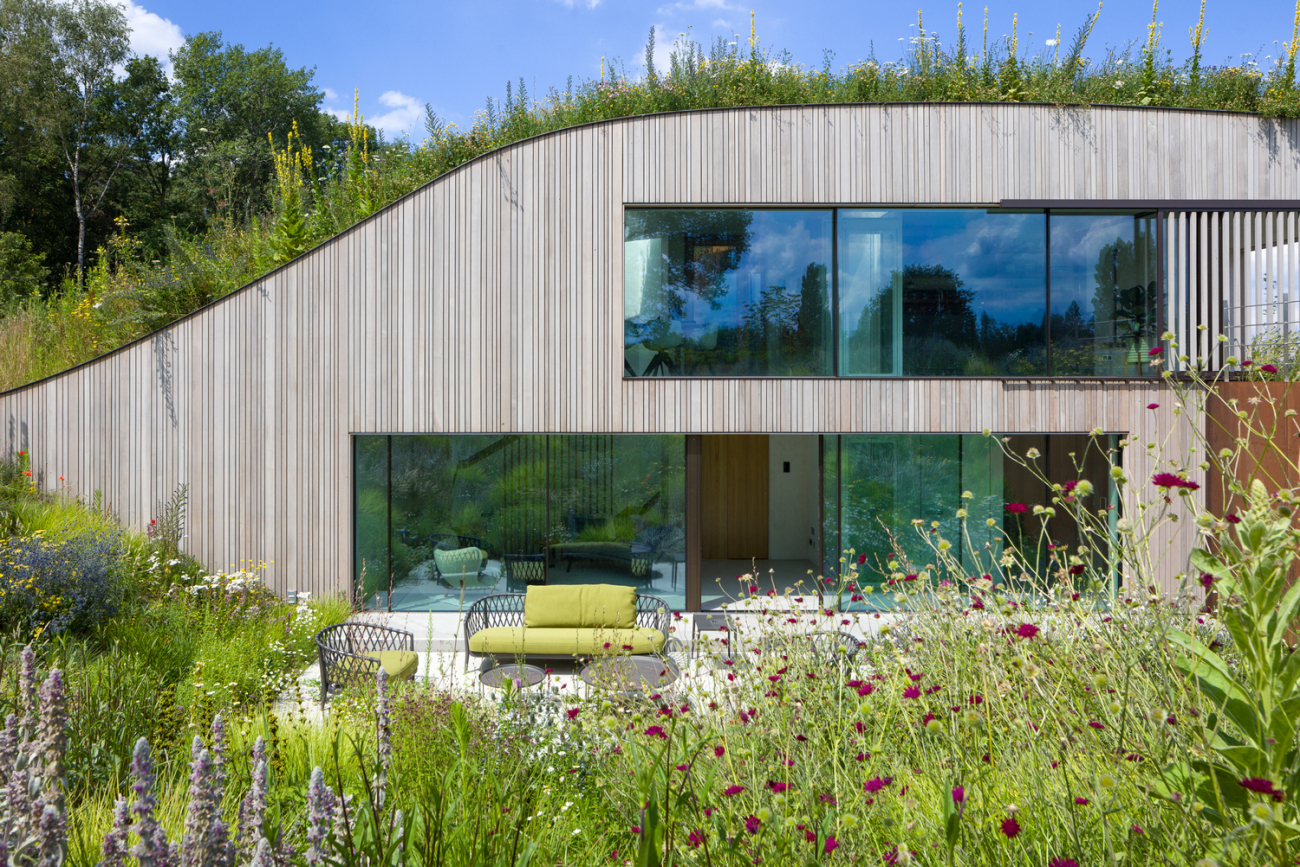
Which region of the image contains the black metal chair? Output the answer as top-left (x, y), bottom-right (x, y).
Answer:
top-left (314, 622), bottom-right (416, 706)
top-left (503, 553), bottom-right (548, 591)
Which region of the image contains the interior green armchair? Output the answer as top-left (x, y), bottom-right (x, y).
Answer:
top-left (434, 546), bottom-right (489, 585)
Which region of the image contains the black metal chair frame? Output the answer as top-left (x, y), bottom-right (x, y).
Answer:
top-left (314, 622), bottom-right (416, 706)
top-left (463, 592), bottom-right (672, 671)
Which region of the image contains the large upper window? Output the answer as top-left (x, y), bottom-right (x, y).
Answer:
top-left (624, 207), bottom-right (1158, 378)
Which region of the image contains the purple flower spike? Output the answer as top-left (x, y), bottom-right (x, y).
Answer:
top-left (35, 802), bottom-right (65, 867)
top-left (101, 797), bottom-right (131, 867)
top-left (248, 838), bottom-right (274, 867)
top-left (305, 767), bottom-right (337, 866)
top-left (0, 712), bottom-right (18, 780)
top-left (129, 738), bottom-right (172, 867)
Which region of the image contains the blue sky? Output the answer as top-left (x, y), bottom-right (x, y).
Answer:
top-left (119, 0), bottom-right (1300, 140)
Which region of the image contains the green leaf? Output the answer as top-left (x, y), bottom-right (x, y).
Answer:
top-left (635, 801), bottom-right (661, 867)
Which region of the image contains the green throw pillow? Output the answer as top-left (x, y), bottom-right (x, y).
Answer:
top-left (524, 584), bottom-right (637, 629)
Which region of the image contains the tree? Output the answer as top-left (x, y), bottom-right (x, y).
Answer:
top-left (0, 0), bottom-right (59, 232)
top-left (47, 0), bottom-right (131, 289)
top-left (170, 31), bottom-right (330, 226)
top-left (110, 55), bottom-right (181, 254)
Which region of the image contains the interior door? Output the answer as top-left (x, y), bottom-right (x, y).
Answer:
top-left (701, 435), bottom-right (769, 559)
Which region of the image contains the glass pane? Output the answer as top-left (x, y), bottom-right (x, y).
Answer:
top-left (821, 435), bottom-right (840, 582)
top-left (839, 210), bottom-right (1048, 376)
top-left (384, 435), bottom-right (547, 611)
top-left (354, 436), bottom-right (389, 609)
top-left (624, 209), bottom-right (834, 377)
top-left (840, 435), bottom-right (963, 585)
top-left (1050, 214), bottom-right (1159, 376)
top-left (547, 435), bottom-right (686, 611)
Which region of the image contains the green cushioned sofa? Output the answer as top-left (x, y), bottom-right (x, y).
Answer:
top-left (464, 585), bottom-right (671, 670)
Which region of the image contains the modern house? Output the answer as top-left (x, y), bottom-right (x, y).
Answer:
top-left (2, 103), bottom-right (1297, 612)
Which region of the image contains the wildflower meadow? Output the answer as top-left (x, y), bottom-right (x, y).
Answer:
top-left (0, 335), bottom-right (1297, 866)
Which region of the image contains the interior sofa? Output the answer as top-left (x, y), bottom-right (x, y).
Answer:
top-left (464, 584), bottom-right (670, 670)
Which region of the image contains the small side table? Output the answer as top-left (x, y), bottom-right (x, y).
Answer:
top-left (691, 613), bottom-right (737, 660)
top-left (479, 660), bottom-right (546, 691)
top-left (580, 656), bottom-right (678, 697)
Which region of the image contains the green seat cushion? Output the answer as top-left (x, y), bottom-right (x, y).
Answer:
top-left (435, 547), bottom-right (486, 577)
top-left (524, 584), bottom-right (637, 629)
top-left (468, 626), bottom-right (665, 657)
top-left (363, 650), bottom-right (419, 681)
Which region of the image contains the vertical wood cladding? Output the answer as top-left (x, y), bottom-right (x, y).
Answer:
top-left (6, 104), bottom-right (1299, 598)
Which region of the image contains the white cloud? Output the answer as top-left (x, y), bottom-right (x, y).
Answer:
top-left (554, 0), bottom-right (601, 9)
top-left (369, 90), bottom-right (423, 139)
top-left (323, 87), bottom-right (339, 100)
top-left (119, 1), bottom-right (184, 69)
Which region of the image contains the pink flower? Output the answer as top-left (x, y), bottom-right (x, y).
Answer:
top-left (1049, 859), bottom-right (1080, 867)
top-left (1088, 721), bottom-right (1105, 730)
top-left (724, 785), bottom-right (745, 797)
top-left (566, 707), bottom-right (580, 720)
top-left (824, 836), bottom-right (839, 854)
top-left (767, 781), bottom-right (789, 794)
top-left (864, 776), bottom-right (893, 793)
top-left (952, 786), bottom-right (965, 803)
top-left (858, 553), bottom-right (867, 565)
top-left (1225, 513), bottom-right (1241, 524)
top-left (745, 815), bottom-right (760, 834)
top-left (1015, 623), bottom-right (1040, 639)
top-left (714, 745), bottom-right (725, 758)
top-left (644, 725), bottom-right (667, 739)
top-left (1239, 777), bottom-right (1285, 802)
top-left (902, 686), bottom-right (920, 700)
top-left (688, 829), bottom-right (704, 848)
top-left (1199, 573), bottom-right (1216, 590)
top-left (1148, 346), bottom-right (1163, 356)
top-left (1261, 363), bottom-right (1280, 374)
top-left (1004, 502), bottom-right (1028, 514)
top-left (1146, 403), bottom-right (1159, 410)
top-left (1152, 472), bottom-right (1199, 491)
top-left (1001, 816), bottom-right (1022, 839)
top-left (1074, 797), bottom-right (1089, 805)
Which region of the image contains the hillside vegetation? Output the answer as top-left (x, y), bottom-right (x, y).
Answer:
top-left (2, 0), bottom-right (1300, 392)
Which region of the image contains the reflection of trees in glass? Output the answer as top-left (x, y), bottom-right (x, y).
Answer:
top-left (1052, 228), bottom-right (1157, 375)
top-left (624, 209), bottom-right (755, 322)
top-left (737, 262), bottom-right (830, 372)
top-left (848, 264), bottom-right (1045, 375)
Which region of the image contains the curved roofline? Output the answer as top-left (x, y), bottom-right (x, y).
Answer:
top-left (2, 100), bottom-right (1294, 398)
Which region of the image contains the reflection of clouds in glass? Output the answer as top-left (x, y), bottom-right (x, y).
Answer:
top-left (908, 212), bottom-right (1046, 325)
top-left (1051, 215), bottom-right (1133, 306)
top-left (745, 212), bottom-right (831, 279)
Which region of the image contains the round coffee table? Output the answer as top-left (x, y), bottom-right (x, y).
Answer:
top-left (580, 656), bottom-right (678, 695)
top-left (479, 661), bottom-right (546, 690)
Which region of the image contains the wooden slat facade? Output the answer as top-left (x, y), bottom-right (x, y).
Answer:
top-left (5, 103), bottom-right (1300, 599)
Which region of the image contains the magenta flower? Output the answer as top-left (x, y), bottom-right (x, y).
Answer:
top-left (688, 829), bottom-right (704, 848)
top-left (1262, 363), bottom-right (1280, 374)
top-left (1152, 472), bottom-right (1200, 491)
top-left (724, 785), bottom-right (745, 797)
top-left (1004, 502), bottom-right (1028, 514)
top-left (1015, 623), bottom-right (1040, 639)
top-left (824, 835), bottom-right (839, 854)
top-left (952, 786), bottom-right (965, 803)
top-left (1226, 513), bottom-right (1242, 524)
top-left (864, 776), bottom-right (894, 793)
top-left (1239, 777), bottom-right (1285, 802)
top-left (902, 686), bottom-right (920, 700)
top-left (768, 781), bottom-right (789, 794)
top-left (857, 553), bottom-right (867, 565)
top-left (643, 725), bottom-right (667, 739)
top-left (745, 815), bottom-right (761, 834)
top-left (1074, 797), bottom-right (1089, 805)
top-left (1146, 403), bottom-right (1159, 410)
top-left (1199, 573), bottom-right (1216, 590)
top-left (1088, 721), bottom-right (1105, 729)
top-left (714, 745), bottom-right (725, 758)
top-left (1001, 816), bottom-right (1022, 839)
top-left (566, 708), bottom-right (580, 720)
top-left (1049, 859), bottom-right (1080, 867)
top-left (1148, 346), bottom-right (1163, 356)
